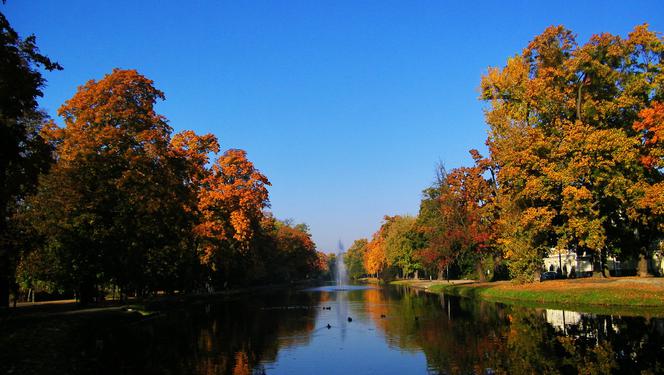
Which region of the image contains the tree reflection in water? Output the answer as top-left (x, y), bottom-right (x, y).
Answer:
top-left (98, 291), bottom-right (322, 374)
top-left (365, 286), bottom-right (663, 375)
top-left (93, 286), bottom-right (663, 374)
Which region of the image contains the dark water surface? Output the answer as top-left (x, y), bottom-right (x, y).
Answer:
top-left (100, 285), bottom-right (664, 374)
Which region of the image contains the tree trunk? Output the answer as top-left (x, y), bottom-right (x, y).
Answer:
top-left (638, 251), bottom-right (652, 277)
top-left (477, 263), bottom-right (486, 282)
top-left (0, 250), bottom-right (10, 309)
top-left (592, 250), bottom-right (608, 278)
top-left (533, 269), bottom-right (541, 283)
top-left (0, 194), bottom-right (9, 309)
top-left (0, 274), bottom-right (9, 309)
top-left (78, 281), bottom-right (95, 305)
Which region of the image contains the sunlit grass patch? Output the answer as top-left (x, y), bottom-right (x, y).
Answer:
top-left (394, 277), bottom-right (664, 316)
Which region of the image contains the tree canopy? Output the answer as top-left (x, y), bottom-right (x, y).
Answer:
top-left (352, 24), bottom-right (664, 283)
top-left (0, 11), bottom-right (61, 308)
top-left (14, 68), bottom-right (326, 303)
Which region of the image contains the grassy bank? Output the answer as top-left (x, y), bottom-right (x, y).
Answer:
top-left (392, 277), bottom-right (664, 316)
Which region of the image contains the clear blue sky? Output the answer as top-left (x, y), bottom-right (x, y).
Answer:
top-left (5, 1), bottom-right (663, 252)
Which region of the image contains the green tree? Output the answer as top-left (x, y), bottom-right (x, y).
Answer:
top-left (0, 11), bottom-right (61, 307)
top-left (383, 215), bottom-right (422, 279)
top-left (344, 238), bottom-right (368, 280)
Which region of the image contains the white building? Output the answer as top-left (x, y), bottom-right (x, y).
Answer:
top-left (543, 248), bottom-right (593, 277)
top-left (545, 309), bottom-right (582, 333)
top-left (544, 247), bottom-right (664, 277)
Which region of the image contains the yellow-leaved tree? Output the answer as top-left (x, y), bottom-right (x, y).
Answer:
top-left (482, 25), bottom-right (664, 281)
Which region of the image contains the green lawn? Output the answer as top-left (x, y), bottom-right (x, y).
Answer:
top-left (393, 278), bottom-right (664, 316)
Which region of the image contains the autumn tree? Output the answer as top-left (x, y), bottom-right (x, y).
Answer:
top-left (482, 24), bottom-right (664, 281)
top-left (250, 214), bottom-right (323, 284)
top-left (362, 215), bottom-right (423, 280)
top-left (414, 153), bottom-right (497, 281)
top-left (168, 130), bottom-right (220, 286)
top-left (272, 220), bottom-right (319, 281)
top-left (170, 130), bottom-right (220, 187)
top-left (632, 101), bottom-right (664, 273)
top-left (195, 149), bottom-right (270, 286)
top-left (447, 152), bottom-right (497, 280)
top-left (25, 69), bottom-right (197, 302)
top-left (415, 164), bottom-right (453, 279)
top-left (364, 221), bottom-right (388, 277)
top-left (315, 250), bottom-right (330, 279)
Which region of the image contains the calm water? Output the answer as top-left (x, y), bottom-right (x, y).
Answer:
top-left (99, 285), bottom-right (664, 374)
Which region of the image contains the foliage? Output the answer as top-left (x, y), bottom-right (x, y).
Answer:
top-left (17, 68), bottom-right (320, 302)
top-left (344, 238), bottom-right (368, 280)
top-left (364, 217), bottom-right (389, 276)
top-left (481, 24), bottom-right (664, 280)
top-left (383, 215), bottom-right (422, 278)
top-left (353, 24), bottom-right (664, 284)
top-left (0, 11), bottom-right (61, 307)
top-left (257, 215), bottom-right (323, 283)
top-left (326, 253), bottom-right (338, 281)
top-left (414, 153), bottom-right (497, 280)
top-left (7, 23), bottom-right (664, 301)
top-left (24, 69), bottom-right (196, 301)
top-left (195, 148), bottom-right (271, 282)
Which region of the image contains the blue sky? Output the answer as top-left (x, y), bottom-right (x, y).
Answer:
top-left (5, 1), bottom-right (663, 252)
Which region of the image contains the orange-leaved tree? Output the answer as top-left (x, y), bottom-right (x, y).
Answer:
top-left (364, 221), bottom-right (388, 277)
top-left (195, 148), bottom-right (270, 283)
top-left (26, 69), bottom-right (195, 301)
top-left (633, 102), bottom-right (664, 222)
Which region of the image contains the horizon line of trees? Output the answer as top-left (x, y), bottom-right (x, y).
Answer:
top-left (0, 12), bottom-right (331, 307)
top-left (346, 24), bottom-right (664, 283)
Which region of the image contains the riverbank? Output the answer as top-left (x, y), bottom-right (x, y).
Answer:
top-left (392, 277), bottom-right (664, 316)
top-left (0, 280), bottom-right (322, 374)
top-left (4, 279), bottom-right (320, 316)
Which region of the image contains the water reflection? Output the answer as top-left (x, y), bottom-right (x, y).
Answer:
top-left (99, 291), bottom-right (322, 374)
top-left (95, 286), bottom-right (664, 374)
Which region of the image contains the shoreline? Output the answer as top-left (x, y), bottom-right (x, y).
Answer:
top-left (0, 279), bottom-right (326, 374)
top-left (391, 277), bottom-right (664, 317)
top-left (2, 279), bottom-right (323, 320)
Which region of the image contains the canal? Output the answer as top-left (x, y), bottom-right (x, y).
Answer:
top-left (98, 284), bottom-right (664, 374)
